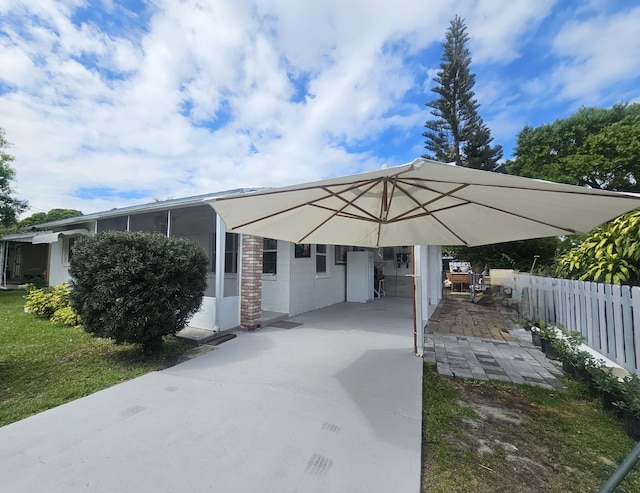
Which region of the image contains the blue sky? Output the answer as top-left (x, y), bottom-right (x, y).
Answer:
top-left (1, 0), bottom-right (639, 216)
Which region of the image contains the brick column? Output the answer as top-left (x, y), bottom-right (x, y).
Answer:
top-left (240, 235), bottom-right (263, 331)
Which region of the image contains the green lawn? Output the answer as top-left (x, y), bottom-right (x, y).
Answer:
top-left (0, 289), bottom-right (191, 427)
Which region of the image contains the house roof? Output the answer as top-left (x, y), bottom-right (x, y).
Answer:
top-left (1, 231), bottom-right (51, 242)
top-left (10, 188), bottom-right (261, 232)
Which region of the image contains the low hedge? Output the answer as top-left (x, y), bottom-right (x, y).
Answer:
top-left (24, 285), bottom-right (80, 327)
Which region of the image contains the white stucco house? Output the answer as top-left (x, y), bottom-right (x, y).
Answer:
top-left (1, 190), bottom-right (443, 335)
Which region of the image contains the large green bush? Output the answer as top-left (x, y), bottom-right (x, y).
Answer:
top-left (69, 231), bottom-right (208, 352)
top-left (555, 210), bottom-right (640, 285)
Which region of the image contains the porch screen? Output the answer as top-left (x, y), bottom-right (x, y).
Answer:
top-left (212, 232), bottom-right (240, 297)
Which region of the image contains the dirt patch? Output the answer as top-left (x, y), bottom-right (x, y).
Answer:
top-left (423, 373), bottom-right (640, 493)
top-left (452, 384), bottom-right (559, 492)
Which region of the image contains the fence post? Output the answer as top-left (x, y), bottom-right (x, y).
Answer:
top-left (598, 283), bottom-right (608, 356)
top-left (621, 286), bottom-right (634, 371)
top-left (632, 287), bottom-right (640, 373)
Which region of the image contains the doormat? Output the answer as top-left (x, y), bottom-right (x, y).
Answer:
top-left (269, 321), bottom-right (303, 329)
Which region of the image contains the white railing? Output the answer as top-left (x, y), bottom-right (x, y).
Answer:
top-left (514, 274), bottom-right (640, 375)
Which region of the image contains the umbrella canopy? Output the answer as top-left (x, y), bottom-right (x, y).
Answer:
top-left (206, 158), bottom-right (640, 247)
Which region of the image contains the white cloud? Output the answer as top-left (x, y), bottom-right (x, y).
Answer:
top-left (550, 7), bottom-right (640, 103)
top-left (462, 0), bottom-right (556, 64)
top-left (0, 0), bottom-right (638, 217)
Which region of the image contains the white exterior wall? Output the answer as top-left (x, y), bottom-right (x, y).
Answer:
top-left (288, 244), bottom-right (346, 316)
top-left (261, 241), bottom-right (291, 314)
top-left (189, 297), bottom-right (216, 330)
top-left (48, 240), bottom-right (69, 286)
top-left (420, 245), bottom-right (443, 325)
top-left (314, 253), bottom-right (347, 310)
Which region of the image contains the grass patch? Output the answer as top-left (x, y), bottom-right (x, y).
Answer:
top-left (0, 290), bottom-right (192, 427)
top-left (422, 363), bottom-right (478, 492)
top-left (422, 363), bottom-right (640, 493)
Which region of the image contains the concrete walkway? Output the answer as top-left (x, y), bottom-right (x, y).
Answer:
top-left (424, 295), bottom-right (564, 390)
top-left (0, 297), bottom-right (422, 493)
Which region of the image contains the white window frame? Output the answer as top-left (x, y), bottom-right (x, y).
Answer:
top-left (316, 244), bottom-right (328, 275)
top-left (263, 238), bottom-right (277, 276)
top-left (62, 236), bottom-right (76, 266)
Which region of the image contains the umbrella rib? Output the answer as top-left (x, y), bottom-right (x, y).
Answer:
top-left (387, 202), bottom-right (579, 235)
top-left (401, 177), bottom-right (640, 199)
top-left (321, 181), bottom-right (385, 223)
top-left (382, 177), bottom-right (399, 222)
top-left (310, 204), bottom-right (379, 222)
top-left (388, 182), bottom-right (469, 222)
top-left (227, 179), bottom-right (381, 230)
top-left (385, 182), bottom-right (469, 244)
top-left (391, 178), bottom-right (577, 243)
top-left (389, 178), bottom-right (584, 234)
top-left (296, 181), bottom-right (383, 243)
top-left (377, 176), bottom-right (399, 245)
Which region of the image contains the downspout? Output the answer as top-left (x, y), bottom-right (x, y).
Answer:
top-left (214, 214), bottom-right (225, 332)
top-left (166, 210), bottom-right (171, 237)
top-left (237, 233), bottom-right (243, 327)
top-left (126, 215), bottom-right (130, 231)
top-left (412, 245), bottom-right (424, 357)
top-left (412, 259), bottom-right (417, 355)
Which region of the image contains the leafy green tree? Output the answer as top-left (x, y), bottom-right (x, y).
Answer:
top-left (449, 237), bottom-right (560, 273)
top-left (555, 211), bottom-right (640, 285)
top-left (69, 231), bottom-right (208, 352)
top-left (423, 16), bottom-right (503, 171)
top-left (506, 103), bottom-right (640, 191)
top-left (0, 128), bottom-right (28, 227)
top-left (19, 208), bottom-right (83, 227)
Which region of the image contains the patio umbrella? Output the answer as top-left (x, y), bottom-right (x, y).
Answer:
top-left (206, 158), bottom-right (640, 247)
top-left (206, 158), bottom-right (640, 357)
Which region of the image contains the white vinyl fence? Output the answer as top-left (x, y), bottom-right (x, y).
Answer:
top-left (514, 274), bottom-right (640, 375)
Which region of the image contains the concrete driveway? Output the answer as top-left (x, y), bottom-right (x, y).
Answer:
top-left (0, 297), bottom-right (423, 492)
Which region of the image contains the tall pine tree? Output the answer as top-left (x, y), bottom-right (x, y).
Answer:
top-left (423, 16), bottom-right (503, 171)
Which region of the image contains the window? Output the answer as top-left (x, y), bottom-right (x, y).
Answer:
top-left (294, 243), bottom-right (311, 257)
top-left (316, 244), bottom-right (327, 273)
top-left (62, 237), bottom-right (76, 265)
top-left (263, 238), bottom-right (277, 274)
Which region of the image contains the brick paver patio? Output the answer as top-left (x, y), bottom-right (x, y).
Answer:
top-left (424, 294), bottom-right (564, 389)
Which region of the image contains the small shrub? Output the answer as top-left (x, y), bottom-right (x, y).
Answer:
top-left (614, 375), bottom-right (640, 419)
top-left (69, 231), bottom-right (208, 352)
top-left (29, 276), bottom-right (47, 289)
top-left (590, 366), bottom-right (622, 402)
top-left (551, 331), bottom-right (585, 364)
top-left (50, 306), bottom-right (82, 327)
top-left (25, 285), bottom-right (72, 319)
